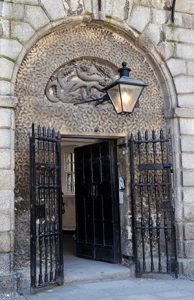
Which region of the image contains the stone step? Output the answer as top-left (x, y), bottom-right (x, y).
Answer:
top-left (63, 255), bottom-right (135, 284)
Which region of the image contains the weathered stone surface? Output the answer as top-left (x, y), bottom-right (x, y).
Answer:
top-left (0, 38), bottom-right (23, 60)
top-left (187, 61), bottom-right (194, 76)
top-left (184, 204), bottom-right (194, 221)
top-left (184, 223), bottom-right (194, 240)
top-left (176, 0), bottom-right (194, 15)
top-left (182, 153), bottom-right (194, 169)
top-left (0, 233), bottom-right (11, 252)
top-left (185, 240), bottom-right (194, 258)
top-left (9, 0), bottom-right (38, 3)
top-left (0, 58), bottom-right (14, 80)
top-left (183, 170), bottom-right (194, 186)
top-left (181, 258), bottom-right (194, 275)
top-left (2, 2), bottom-right (24, 19)
top-left (0, 253), bottom-right (13, 275)
top-left (112, 0), bottom-right (131, 21)
top-left (133, 0), bottom-right (167, 9)
top-left (143, 23), bottom-right (162, 45)
top-left (173, 12), bottom-right (194, 30)
top-left (41, 0), bottom-right (66, 20)
top-left (0, 213), bottom-right (11, 232)
top-left (176, 44), bottom-right (194, 60)
top-left (24, 5), bottom-right (50, 30)
top-left (178, 94), bottom-right (194, 108)
top-left (0, 19), bottom-right (10, 38)
top-left (174, 76), bottom-right (194, 94)
top-left (183, 188), bottom-right (194, 204)
top-left (128, 5), bottom-right (151, 33)
top-left (0, 149), bottom-right (13, 169)
top-left (180, 119), bottom-right (194, 135)
top-left (0, 170), bottom-right (14, 190)
top-left (166, 58), bottom-right (186, 76)
top-left (0, 191), bottom-right (13, 210)
top-left (157, 41), bottom-right (175, 60)
top-left (0, 96), bottom-right (18, 110)
top-left (63, 0), bottom-right (84, 15)
top-left (0, 129), bottom-right (12, 149)
top-left (165, 27), bottom-right (194, 44)
top-left (0, 109), bottom-right (12, 129)
top-left (0, 81), bottom-right (12, 96)
top-left (11, 21), bottom-right (35, 44)
top-left (83, 0), bottom-right (92, 13)
top-left (151, 8), bottom-right (170, 24)
top-left (181, 136), bottom-right (194, 152)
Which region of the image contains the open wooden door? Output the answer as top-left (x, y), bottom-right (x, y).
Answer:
top-left (74, 140), bottom-right (121, 263)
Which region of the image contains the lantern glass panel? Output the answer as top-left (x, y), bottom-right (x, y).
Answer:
top-left (120, 84), bottom-right (143, 113)
top-left (107, 85), bottom-right (122, 114)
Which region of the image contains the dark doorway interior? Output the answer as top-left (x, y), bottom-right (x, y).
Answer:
top-left (62, 139), bottom-right (121, 264)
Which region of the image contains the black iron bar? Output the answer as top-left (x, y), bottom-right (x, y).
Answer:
top-left (30, 124), bottom-right (37, 288)
top-left (160, 130), bottom-right (170, 273)
top-left (43, 127), bottom-right (49, 284)
top-left (145, 130), bottom-right (154, 272)
top-left (152, 130), bottom-right (162, 272)
top-left (130, 134), bottom-right (139, 274)
top-left (137, 131), bottom-right (146, 272)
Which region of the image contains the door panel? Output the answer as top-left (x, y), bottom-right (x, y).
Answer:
top-left (75, 140), bottom-right (120, 263)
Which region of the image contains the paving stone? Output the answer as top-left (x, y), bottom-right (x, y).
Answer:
top-left (24, 279), bottom-right (194, 300)
top-left (158, 288), bottom-right (194, 298)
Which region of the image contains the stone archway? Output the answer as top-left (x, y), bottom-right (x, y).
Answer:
top-left (14, 22), bottom-right (171, 273)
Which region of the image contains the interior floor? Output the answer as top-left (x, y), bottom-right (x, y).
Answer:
top-left (63, 233), bottom-right (131, 283)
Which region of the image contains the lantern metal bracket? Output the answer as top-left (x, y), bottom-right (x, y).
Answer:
top-left (74, 93), bottom-right (110, 106)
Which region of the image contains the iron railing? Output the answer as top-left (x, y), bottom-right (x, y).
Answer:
top-left (30, 124), bottom-right (63, 288)
top-left (130, 129), bottom-right (178, 277)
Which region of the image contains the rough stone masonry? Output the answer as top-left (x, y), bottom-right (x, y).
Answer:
top-left (0, 0), bottom-right (194, 294)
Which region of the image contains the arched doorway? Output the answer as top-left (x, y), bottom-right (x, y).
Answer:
top-left (14, 21), bottom-right (176, 288)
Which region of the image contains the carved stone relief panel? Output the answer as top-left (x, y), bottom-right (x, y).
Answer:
top-left (14, 23), bottom-right (166, 267)
top-left (45, 59), bottom-right (116, 104)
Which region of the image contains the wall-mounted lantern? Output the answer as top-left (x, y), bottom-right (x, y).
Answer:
top-left (75, 62), bottom-right (147, 114)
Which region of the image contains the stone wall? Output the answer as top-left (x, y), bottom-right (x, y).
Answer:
top-left (0, 0), bottom-right (194, 290)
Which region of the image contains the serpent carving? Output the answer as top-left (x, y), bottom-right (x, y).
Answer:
top-left (45, 60), bottom-right (115, 103)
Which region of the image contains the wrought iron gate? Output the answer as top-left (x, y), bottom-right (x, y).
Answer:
top-left (130, 129), bottom-right (178, 277)
top-left (30, 124), bottom-right (64, 288)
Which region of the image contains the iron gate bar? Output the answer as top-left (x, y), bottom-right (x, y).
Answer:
top-left (30, 124), bottom-right (64, 289)
top-left (130, 129), bottom-right (178, 278)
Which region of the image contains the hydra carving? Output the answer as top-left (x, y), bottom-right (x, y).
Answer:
top-left (45, 60), bottom-right (115, 103)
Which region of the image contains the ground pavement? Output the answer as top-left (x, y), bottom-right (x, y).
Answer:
top-left (2, 277), bottom-right (194, 300)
